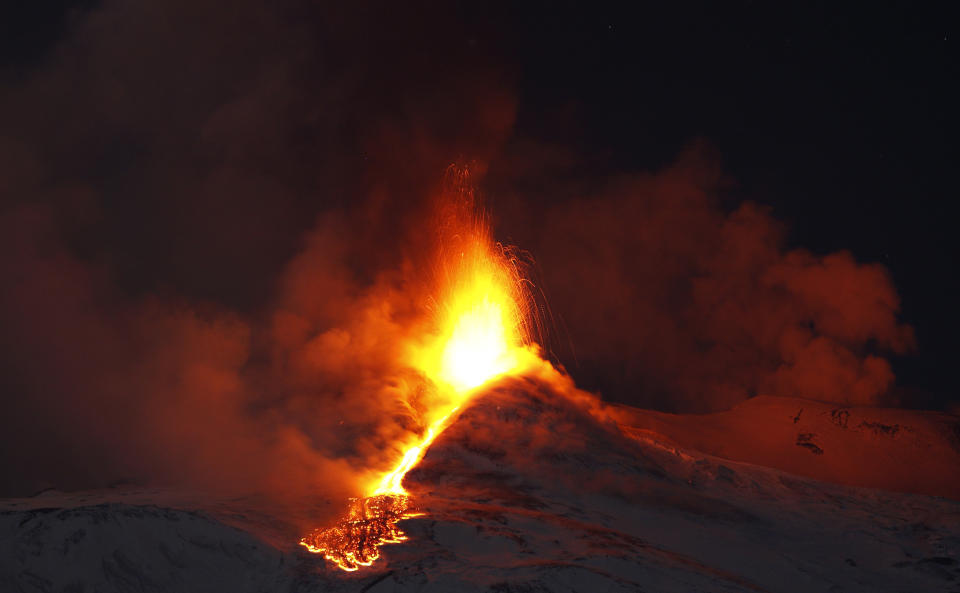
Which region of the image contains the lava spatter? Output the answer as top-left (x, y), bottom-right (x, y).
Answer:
top-left (300, 165), bottom-right (542, 571)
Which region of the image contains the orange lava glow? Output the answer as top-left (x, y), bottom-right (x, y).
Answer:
top-left (299, 494), bottom-right (421, 571)
top-left (300, 166), bottom-right (540, 571)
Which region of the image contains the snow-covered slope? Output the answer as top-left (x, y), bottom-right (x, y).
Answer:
top-left (3, 378), bottom-right (959, 592)
top-left (609, 394), bottom-right (960, 499)
top-left (0, 503), bottom-right (286, 592)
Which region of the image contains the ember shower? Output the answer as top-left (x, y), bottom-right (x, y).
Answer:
top-left (300, 165), bottom-right (546, 570)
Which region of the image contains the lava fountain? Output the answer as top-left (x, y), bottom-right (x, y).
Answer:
top-left (300, 166), bottom-right (542, 571)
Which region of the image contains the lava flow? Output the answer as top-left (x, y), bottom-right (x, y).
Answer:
top-left (300, 167), bottom-right (541, 571)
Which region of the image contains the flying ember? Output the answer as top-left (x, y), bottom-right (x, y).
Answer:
top-left (300, 166), bottom-right (540, 571)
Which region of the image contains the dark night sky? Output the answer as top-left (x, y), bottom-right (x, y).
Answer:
top-left (493, 3), bottom-right (955, 409)
top-left (0, 0), bottom-right (956, 425)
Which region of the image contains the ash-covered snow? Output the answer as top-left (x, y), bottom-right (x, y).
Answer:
top-left (3, 377), bottom-right (959, 592)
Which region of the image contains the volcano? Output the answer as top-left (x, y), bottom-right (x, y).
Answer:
top-left (2, 1), bottom-right (955, 590)
top-left (3, 372), bottom-right (958, 592)
top-left (3, 167), bottom-right (958, 592)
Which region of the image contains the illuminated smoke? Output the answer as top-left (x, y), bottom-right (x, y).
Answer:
top-left (299, 166), bottom-right (542, 570)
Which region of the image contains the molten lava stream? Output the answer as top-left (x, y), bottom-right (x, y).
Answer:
top-left (299, 406), bottom-right (463, 571)
top-left (299, 303), bottom-right (529, 569)
top-left (300, 175), bottom-right (538, 571)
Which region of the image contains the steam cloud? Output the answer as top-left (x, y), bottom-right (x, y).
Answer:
top-left (0, 0), bottom-right (912, 504)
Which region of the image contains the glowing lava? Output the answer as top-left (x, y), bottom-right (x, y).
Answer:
top-left (299, 494), bottom-right (418, 571)
top-left (300, 166), bottom-right (539, 571)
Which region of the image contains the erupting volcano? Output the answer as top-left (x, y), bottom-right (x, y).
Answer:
top-left (4, 161), bottom-right (958, 591)
top-left (299, 167), bottom-right (542, 571)
top-left (3, 2), bottom-right (957, 590)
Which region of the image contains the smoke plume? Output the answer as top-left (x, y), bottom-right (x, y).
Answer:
top-left (0, 0), bottom-right (914, 503)
top-left (489, 143), bottom-right (914, 411)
